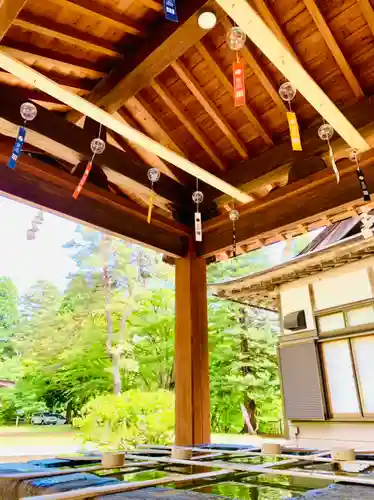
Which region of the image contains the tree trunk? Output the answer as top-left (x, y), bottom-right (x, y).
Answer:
top-left (66, 401), bottom-right (73, 424)
top-left (112, 350), bottom-right (122, 396)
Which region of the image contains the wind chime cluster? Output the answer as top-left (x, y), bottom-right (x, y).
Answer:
top-left (26, 210), bottom-right (44, 241)
top-left (8, 102), bottom-right (37, 170)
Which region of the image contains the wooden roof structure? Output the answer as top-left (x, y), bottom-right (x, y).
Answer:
top-left (209, 221), bottom-right (374, 311)
top-left (1, 0), bottom-right (374, 258)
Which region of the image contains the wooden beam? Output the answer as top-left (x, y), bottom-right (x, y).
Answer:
top-left (151, 78), bottom-right (227, 171)
top-left (66, 0), bottom-right (220, 121)
top-left (220, 16), bottom-right (287, 115)
top-left (175, 246), bottom-right (210, 445)
top-left (195, 40), bottom-right (273, 146)
top-left (0, 86), bottom-right (189, 206)
top-left (358, 0), bottom-right (374, 37)
top-left (48, 0), bottom-right (142, 36)
top-left (14, 13), bottom-right (121, 58)
top-left (1, 45), bottom-right (106, 80)
top-left (122, 96), bottom-right (194, 186)
top-left (216, 0), bottom-right (369, 150)
top-left (113, 109), bottom-right (180, 182)
top-left (171, 60), bottom-right (248, 159)
top-left (125, 96), bottom-right (187, 158)
top-left (139, 0), bottom-right (163, 12)
top-left (0, 0), bottom-right (27, 41)
top-left (213, 95), bottom-right (374, 200)
top-left (0, 51), bottom-right (251, 203)
top-left (200, 149), bottom-right (374, 256)
top-left (302, 0), bottom-right (364, 98)
top-left (250, 0), bottom-right (297, 57)
top-left (0, 139), bottom-right (189, 257)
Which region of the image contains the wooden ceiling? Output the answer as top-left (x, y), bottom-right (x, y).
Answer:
top-left (1, 0), bottom-right (374, 258)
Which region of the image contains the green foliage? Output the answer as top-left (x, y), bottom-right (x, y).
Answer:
top-left (0, 221), bottom-right (285, 439)
top-left (209, 298), bottom-right (281, 433)
top-left (73, 390), bottom-right (174, 450)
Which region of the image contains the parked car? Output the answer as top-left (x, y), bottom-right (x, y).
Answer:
top-left (30, 413), bottom-right (67, 425)
top-left (51, 413), bottom-right (67, 425)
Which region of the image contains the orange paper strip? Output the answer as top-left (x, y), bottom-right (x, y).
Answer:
top-left (233, 61), bottom-right (246, 107)
top-left (73, 161), bottom-right (93, 199)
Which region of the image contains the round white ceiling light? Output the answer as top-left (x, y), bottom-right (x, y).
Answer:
top-left (198, 11), bottom-right (217, 30)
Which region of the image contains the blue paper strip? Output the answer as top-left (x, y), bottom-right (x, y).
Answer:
top-left (8, 126), bottom-right (26, 169)
top-left (164, 0), bottom-right (178, 22)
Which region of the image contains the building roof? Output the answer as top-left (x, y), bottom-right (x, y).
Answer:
top-left (209, 219), bottom-right (374, 311)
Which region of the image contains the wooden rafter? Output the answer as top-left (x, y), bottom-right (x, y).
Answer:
top-left (303, 0), bottom-right (364, 98)
top-left (220, 16), bottom-right (287, 115)
top-left (66, 0), bottom-right (219, 122)
top-left (0, 138), bottom-right (189, 257)
top-left (250, 0), bottom-right (297, 58)
top-left (151, 78), bottom-right (227, 171)
top-left (216, 0), bottom-right (369, 150)
top-left (124, 96), bottom-right (187, 158)
top-left (195, 40), bottom-right (273, 146)
top-left (1, 46), bottom-right (106, 80)
top-left (47, 0), bottom-right (142, 36)
top-left (13, 13), bottom-right (121, 58)
top-left (0, 86), bottom-right (190, 206)
top-left (0, 59), bottom-right (251, 203)
top-left (113, 109), bottom-right (181, 182)
top-left (204, 95), bottom-right (374, 204)
top-left (200, 149), bottom-right (374, 256)
top-left (140, 0), bottom-right (163, 12)
top-left (171, 60), bottom-right (248, 159)
top-left (357, 0), bottom-right (374, 38)
top-left (0, 0), bottom-right (27, 41)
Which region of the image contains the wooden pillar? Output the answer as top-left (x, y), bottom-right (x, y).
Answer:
top-left (175, 246), bottom-right (210, 446)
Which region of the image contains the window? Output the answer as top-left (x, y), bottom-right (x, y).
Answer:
top-left (321, 336), bottom-right (374, 419)
top-left (318, 313), bottom-right (345, 332)
top-left (318, 304), bottom-right (374, 333)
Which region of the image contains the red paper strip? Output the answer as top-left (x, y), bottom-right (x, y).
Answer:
top-left (233, 61), bottom-right (246, 107)
top-left (73, 161), bottom-right (92, 199)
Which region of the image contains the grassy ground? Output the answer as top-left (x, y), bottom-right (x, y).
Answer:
top-left (0, 425), bottom-right (285, 462)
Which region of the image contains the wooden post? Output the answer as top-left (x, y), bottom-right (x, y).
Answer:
top-left (175, 245), bottom-right (210, 446)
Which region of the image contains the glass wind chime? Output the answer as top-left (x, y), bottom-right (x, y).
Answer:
top-left (227, 26), bottom-right (247, 107)
top-left (192, 180), bottom-right (204, 242)
top-left (147, 168), bottom-right (161, 224)
top-left (8, 102), bottom-right (38, 169)
top-left (73, 128), bottom-right (106, 199)
top-left (26, 210), bottom-right (44, 241)
top-left (279, 82), bottom-right (302, 151)
top-left (318, 123), bottom-right (340, 183)
top-left (350, 149), bottom-right (371, 203)
top-left (229, 207), bottom-right (240, 257)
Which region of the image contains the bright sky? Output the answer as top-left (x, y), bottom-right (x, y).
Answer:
top-left (0, 195), bottom-right (77, 294)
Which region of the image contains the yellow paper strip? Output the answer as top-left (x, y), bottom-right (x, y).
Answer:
top-left (286, 111), bottom-right (302, 151)
top-left (147, 192), bottom-right (155, 224)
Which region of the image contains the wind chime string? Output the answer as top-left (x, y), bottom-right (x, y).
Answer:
top-left (73, 124), bottom-right (105, 199)
top-left (147, 168), bottom-right (161, 224)
top-left (8, 102), bottom-right (37, 170)
top-left (350, 149), bottom-right (371, 202)
top-left (318, 123), bottom-right (339, 184)
top-left (193, 178), bottom-right (203, 242)
top-left (227, 26), bottom-right (246, 107)
top-left (229, 207), bottom-right (240, 257)
top-left (279, 82), bottom-right (302, 152)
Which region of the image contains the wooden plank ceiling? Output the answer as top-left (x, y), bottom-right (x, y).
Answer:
top-left (0, 0), bottom-right (374, 258)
